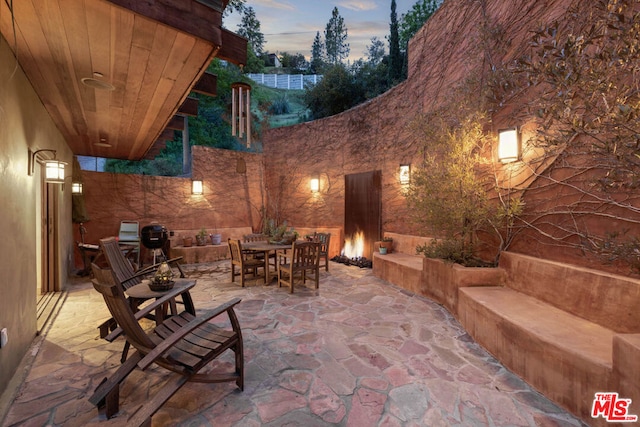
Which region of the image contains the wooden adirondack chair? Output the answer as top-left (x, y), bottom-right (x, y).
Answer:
top-left (89, 266), bottom-right (243, 426)
top-left (96, 237), bottom-right (188, 338)
top-left (98, 236), bottom-right (185, 290)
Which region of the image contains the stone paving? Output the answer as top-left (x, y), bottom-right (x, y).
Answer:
top-left (2, 261), bottom-right (588, 426)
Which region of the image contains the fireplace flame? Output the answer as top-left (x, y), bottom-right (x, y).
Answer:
top-left (342, 231), bottom-right (365, 259)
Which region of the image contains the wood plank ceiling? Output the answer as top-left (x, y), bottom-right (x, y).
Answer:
top-left (0, 0), bottom-right (246, 160)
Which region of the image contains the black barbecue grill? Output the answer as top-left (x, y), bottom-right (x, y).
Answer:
top-left (141, 224), bottom-right (168, 263)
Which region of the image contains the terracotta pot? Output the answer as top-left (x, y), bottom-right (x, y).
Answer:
top-left (182, 237), bottom-right (193, 247)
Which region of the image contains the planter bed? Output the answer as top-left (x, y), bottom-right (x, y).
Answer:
top-left (168, 227), bottom-right (252, 264)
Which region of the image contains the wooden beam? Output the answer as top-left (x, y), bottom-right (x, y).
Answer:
top-left (193, 72), bottom-right (217, 97)
top-left (143, 130), bottom-right (174, 159)
top-left (194, 0), bottom-right (225, 12)
top-left (217, 29), bottom-right (247, 66)
top-left (106, 0), bottom-right (223, 45)
top-left (166, 116), bottom-right (185, 130)
top-left (177, 97), bottom-right (199, 117)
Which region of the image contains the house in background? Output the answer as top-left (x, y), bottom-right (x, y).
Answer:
top-left (267, 53), bottom-right (282, 68)
top-left (0, 0), bottom-right (246, 400)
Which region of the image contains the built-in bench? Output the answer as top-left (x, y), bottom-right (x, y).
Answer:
top-left (373, 242), bottom-right (640, 425)
top-left (372, 233), bottom-right (433, 294)
top-left (458, 252), bottom-right (640, 425)
top-left (168, 227), bottom-right (253, 264)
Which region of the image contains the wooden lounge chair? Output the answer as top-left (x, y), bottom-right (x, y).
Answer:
top-left (97, 237), bottom-right (193, 361)
top-left (89, 267), bottom-right (243, 426)
top-left (98, 236), bottom-right (185, 291)
top-left (228, 238), bottom-right (266, 286)
top-left (277, 241), bottom-right (320, 293)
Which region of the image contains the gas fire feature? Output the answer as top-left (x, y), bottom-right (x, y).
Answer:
top-left (332, 230), bottom-right (373, 268)
top-left (331, 255), bottom-right (372, 268)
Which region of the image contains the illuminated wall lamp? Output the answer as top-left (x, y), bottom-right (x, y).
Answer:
top-left (498, 128), bottom-right (520, 163)
top-left (399, 164), bottom-right (411, 184)
top-left (192, 179), bottom-right (203, 195)
top-left (71, 182), bottom-right (83, 194)
top-left (28, 149), bottom-right (67, 183)
top-left (310, 177), bottom-right (320, 193)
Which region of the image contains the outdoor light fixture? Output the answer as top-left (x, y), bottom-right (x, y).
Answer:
top-left (498, 128), bottom-right (520, 163)
top-left (71, 182), bottom-right (83, 194)
top-left (192, 179), bottom-right (203, 195)
top-left (28, 149), bottom-right (67, 183)
top-left (310, 177), bottom-right (320, 193)
top-left (399, 164), bottom-right (411, 184)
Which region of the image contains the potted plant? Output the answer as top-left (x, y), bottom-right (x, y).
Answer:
top-left (195, 227), bottom-right (207, 246)
top-left (375, 237), bottom-right (393, 254)
top-left (209, 231), bottom-right (222, 245)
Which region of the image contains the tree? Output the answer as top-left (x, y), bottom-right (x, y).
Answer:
top-left (237, 6), bottom-right (265, 56)
top-left (304, 64), bottom-right (364, 119)
top-left (405, 77), bottom-right (516, 266)
top-left (324, 7), bottom-right (350, 65)
top-left (243, 44), bottom-right (265, 73)
top-left (224, 0), bottom-right (246, 16)
top-left (280, 52), bottom-right (308, 72)
top-left (388, 0), bottom-right (402, 83)
top-left (366, 37), bottom-right (385, 66)
top-left (350, 37), bottom-right (390, 100)
top-left (310, 32), bottom-right (325, 73)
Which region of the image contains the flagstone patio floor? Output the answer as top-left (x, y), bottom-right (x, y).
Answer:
top-left (2, 261), bottom-right (588, 426)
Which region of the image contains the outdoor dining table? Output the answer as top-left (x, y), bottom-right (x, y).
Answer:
top-left (242, 241), bottom-right (292, 282)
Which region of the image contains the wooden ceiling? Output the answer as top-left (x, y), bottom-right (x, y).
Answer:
top-left (0, 0), bottom-right (246, 160)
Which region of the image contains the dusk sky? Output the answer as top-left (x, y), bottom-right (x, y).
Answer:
top-left (224, 0), bottom-right (418, 63)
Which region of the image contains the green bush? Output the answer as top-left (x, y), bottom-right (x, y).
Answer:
top-left (268, 95), bottom-right (291, 115)
top-left (417, 239), bottom-right (492, 267)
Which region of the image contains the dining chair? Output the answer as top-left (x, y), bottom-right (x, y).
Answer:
top-left (89, 269), bottom-right (243, 426)
top-left (277, 241), bottom-right (320, 293)
top-left (315, 232), bottom-right (331, 271)
top-left (228, 238), bottom-right (266, 286)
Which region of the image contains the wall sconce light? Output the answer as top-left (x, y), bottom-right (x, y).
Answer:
top-left (399, 164), bottom-right (411, 184)
top-left (310, 177), bottom-right (320, 193)
top-left (192, 179), bottom-right (203, 195)
top-left (28, 149), bottom-right (67, 183)
top-left (71, 182), bottom-right (83, 194)
top-left (498, 128), bottom-right (520, 163)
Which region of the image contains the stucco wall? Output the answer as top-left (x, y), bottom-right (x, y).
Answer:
top-left (77, 146), bottom-right (265, 255)
top-left (0, 36), bottom-right (73, 398)
top-left (262, 0), bottom-right (637, 272)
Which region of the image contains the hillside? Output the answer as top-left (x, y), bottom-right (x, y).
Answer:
top-left (252, 86), bottom-right (309, 129)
